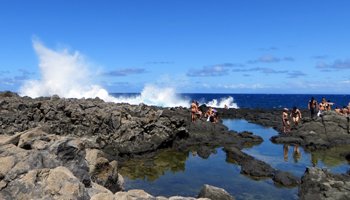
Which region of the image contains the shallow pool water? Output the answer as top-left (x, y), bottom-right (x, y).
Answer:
top-left (224, 119), bottom-right (350, 176)
top-left (119, 119), bottom-right (349, 200)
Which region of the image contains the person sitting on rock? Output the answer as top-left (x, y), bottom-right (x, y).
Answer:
top-left (341, 106), bottom-right (349, 116)
top-left (282, 108), bottom-right (291, 133)
top-left (205, 107), bottom-right (213, 120)
top-left (335, 107), bottom-right (341, 114)
top-left (290, 106), bottom-right (302, 127)
top-left (326, 100), bottom-right (334, 111)
top-left (211, 108), bottom-right (219, 123)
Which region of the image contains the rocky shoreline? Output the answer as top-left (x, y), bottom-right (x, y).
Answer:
top-left (0, 91), bottom-right (349, 199)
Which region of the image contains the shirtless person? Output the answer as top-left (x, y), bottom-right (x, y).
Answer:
top-left (290, 106), bottom-right (302, 127)
top-left (308, 97), bottom-right (318, 119)
top-left (191, 100), bottom-right (200, 122)
top-left (318, 97), bottom-right (328, 117)
top-left (282, 108), bottom-right (291, 133)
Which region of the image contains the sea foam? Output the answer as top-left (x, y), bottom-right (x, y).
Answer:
top-left (204, 96), bottom-right (239, 109)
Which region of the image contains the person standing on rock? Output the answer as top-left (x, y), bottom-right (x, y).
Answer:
top-left (191, 100), bottom-right (202, 122)
top-left (318, 97), bottom-right (328, 117)
top-left (191, 100), bottom-right (198, 122)
top-left (282, 108), bottom-right (291, 133)
top-left (308, 97), bottom-right (318, 119)
top-left (291, 106), bottom-right (302, 127)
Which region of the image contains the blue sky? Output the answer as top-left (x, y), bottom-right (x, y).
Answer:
top-left (1, 0), bottom-right (350, 94)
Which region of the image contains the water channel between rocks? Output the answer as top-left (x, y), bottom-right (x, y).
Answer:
top-left (119, 119), bottom-right (350, 200)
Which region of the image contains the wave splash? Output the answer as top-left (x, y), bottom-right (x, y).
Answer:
top-left (19, 40), bottom-right (190, 107)
top-left (204, 96), bottom-right (239, 109)
top-left (112, 85), bottom-right (190, 107)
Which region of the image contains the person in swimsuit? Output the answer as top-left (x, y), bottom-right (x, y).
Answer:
top-left (291, 106), bottom-right (302, 127)
top-left (191, 100), bottom-right (200, 122)
top-left (318, 97), bottom-right (328, 117)
top-left (308, 97), bottom-right (318, 119)
top-left (282, 108), bottom-right (290, 133)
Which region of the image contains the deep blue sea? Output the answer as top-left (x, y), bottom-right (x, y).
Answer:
top-left (184, 93), bottom-right (350, 109)
top-left (112, 93), bottom-right (350, 109)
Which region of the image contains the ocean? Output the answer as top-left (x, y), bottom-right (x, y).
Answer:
top-left (112, 93), bottom-right (350, 109)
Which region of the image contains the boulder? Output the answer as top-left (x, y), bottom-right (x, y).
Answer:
top-left (198, 184), bottom-right (235, 200)
top-left (0, 167), bottom-right (90, 200)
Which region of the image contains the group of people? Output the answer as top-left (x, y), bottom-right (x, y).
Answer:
top-left (308, 96), bottom-right (350, 118)
top-left (282, 106), bottom-right (302, 133)
top-left (191, 100), bottom-right (219, 123)
top-left (283, 96), bottom-right (350, 133)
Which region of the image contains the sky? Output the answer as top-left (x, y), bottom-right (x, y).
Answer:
top-left (0, 0), bottom-right (350, 94)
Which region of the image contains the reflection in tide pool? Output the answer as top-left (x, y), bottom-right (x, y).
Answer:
top-left (120, 148), bottom-right (298, 200)
top-left (119, 119), bottom-right (349, 200)
top-left (223, 119), bottom-right (349, 176)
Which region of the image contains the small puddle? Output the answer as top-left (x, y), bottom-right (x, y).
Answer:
top-left (119, 119), bottom-right (349, 200)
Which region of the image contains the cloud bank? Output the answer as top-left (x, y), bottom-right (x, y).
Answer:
top-left (187, 65), bottom-right (230, 77)
top-left (103, 68), bottom-right (147, 76)
top-left (316, 59), bottom-right (350, 71)
top-left (248, 55), bottom-right (295, 64)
